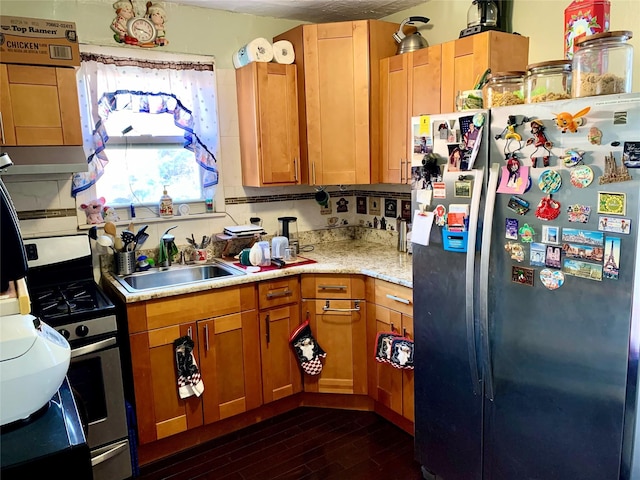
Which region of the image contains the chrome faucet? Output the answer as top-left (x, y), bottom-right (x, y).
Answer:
top-left (159, 226), bottom-right (178, 268)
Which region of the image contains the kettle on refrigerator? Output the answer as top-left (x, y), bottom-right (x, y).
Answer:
top-left (393, 16), bottom-right (430, 54)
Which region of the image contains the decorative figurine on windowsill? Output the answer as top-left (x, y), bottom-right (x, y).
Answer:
top-left (80, 197), bottom-right (106, 224)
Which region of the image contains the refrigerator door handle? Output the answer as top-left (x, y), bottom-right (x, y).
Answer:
top-left (479, 162), bottom-right (500, 401)
top-left (465, 167), bottom-right (485, 395)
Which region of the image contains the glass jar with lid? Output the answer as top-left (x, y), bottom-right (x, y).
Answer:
top-left (525, 60), bottom-right (572, 103)
top-left (572, 31), bottom-right (634, 97)
top-left (486, 72), bottom-right (525, 108)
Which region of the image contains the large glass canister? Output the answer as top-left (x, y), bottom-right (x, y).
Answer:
top-left (525, 60), bottom-right (572, 103)
top-left (485, 72), bottom-right (525, 107)
top-left (572, 31), bottom-right (633, 97)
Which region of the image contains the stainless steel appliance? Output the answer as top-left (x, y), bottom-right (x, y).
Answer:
top-left (25, 235), bottom-right (132, 480)
top-left (412, 94), bottom-right (640, 479)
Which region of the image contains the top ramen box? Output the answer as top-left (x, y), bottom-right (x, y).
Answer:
top-left (0, 16), bottom-right (80, 67)
top-left (564, 0), bottom-right (610, 59)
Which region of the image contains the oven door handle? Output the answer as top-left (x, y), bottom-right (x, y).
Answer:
top-left (91, 439), bottom-right (129, 467)
top-left (71, 337), bottom-right (117, 358)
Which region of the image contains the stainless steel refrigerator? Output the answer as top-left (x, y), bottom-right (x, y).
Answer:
top-left (412, 93), bottom-right (640, 480)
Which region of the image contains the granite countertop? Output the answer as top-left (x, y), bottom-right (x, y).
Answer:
top-left (103, 239), bottom-right (413, 303)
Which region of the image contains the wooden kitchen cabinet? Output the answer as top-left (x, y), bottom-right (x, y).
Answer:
top-left (258, 277), bottom-right (303, 403)
top-left (301, 274), bottom-right (367, 395)
top-left (0, 63), bottom-right (82, 146)
top-left (367, 279), bottom-right (414, 425)
top-left (125, 284), bottom-right (259, 445)
top-left (440, 31), bottom-right (529, 114)
top-left (274, 20), bottom-right (400, 185)
top-left (380, 45), bottom-right (442, 184)
top-left (235, 62), bottom-right (301, 186)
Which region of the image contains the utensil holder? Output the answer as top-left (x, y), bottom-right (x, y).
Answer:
top-left (115, 251), bottom-right (136, 275)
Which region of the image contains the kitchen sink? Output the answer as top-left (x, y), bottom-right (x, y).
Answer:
top-left (114, 262), bottom-right (245, 292)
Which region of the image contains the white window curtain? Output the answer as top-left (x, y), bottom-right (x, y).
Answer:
top-left (71, 49), bottom-right (219, 197)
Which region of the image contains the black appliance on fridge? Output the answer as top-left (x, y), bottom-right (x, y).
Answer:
top-left (411, 94), bottom-right (640, 479)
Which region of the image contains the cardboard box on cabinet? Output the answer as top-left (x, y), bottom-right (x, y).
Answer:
top-left (0, 16), bottom-right (80, 67)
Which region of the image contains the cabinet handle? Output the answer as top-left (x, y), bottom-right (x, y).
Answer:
top-left (0, 112), bottom-right (5, 144)
top-left (403, 327), bottom-right (408, 338)
top-left (318, 285), bottom-right (347, 291)
top-left (267, 289), bottom-right (292, 299)
top-left (385, 293), bottom-right (411, 305)
top-left (400, 159), bottom-right (405, 183)
top-left (265, 313), bottom-right (270, 344)
top-left (323, 299), bottom-right (360, 313)
top-left (187, 326), bottom-right (193, 339)
top-left (312, 162), bottom-right (316, 185)
top-left (205, 324), bottom-right (210, 352)
top-left (293, 158), bottom-right (298, 182)
top-left (390, 322), bottom-right (395, 332)
top-left (406, 159), bottom-right (411, 185)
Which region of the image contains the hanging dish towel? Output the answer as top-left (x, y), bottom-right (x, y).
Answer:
top-left (289, 320), bottom-right (326, 375)
top-left (375, 331), bottom-right (401, 364)
top-left (389, 337), bottom-right (415, 370)
top-left (174, 335), bottom-right (204, 398)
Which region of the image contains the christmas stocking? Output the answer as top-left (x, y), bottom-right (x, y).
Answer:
top-left (174, 335), bottom-right (205, 399)
top-left (289, 320), bottom-right (326, 375)
top-left (375, 331), bottom-right (401, 364)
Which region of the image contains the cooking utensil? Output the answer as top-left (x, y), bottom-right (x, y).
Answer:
top-left (121, 230), bottom-right (136, 251)
top-left (393, 16), bottom-right (430, 54)
top-left (97, 235), bottom-right (116, 253)
top-left (104, 221), bottom-right (117, 238)
top-left (135, 232), bottom-right (149, 250)
top-left (114, 237), bottom-right (124, 251)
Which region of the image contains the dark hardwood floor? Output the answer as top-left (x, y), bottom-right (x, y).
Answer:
top-left (136, 407), bottom-right (424, 480)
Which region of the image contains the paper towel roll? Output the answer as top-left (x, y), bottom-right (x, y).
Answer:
top-left (271, 40), bottom-right (295, 65)
top-left (233, 38), bottom-right (273, 69)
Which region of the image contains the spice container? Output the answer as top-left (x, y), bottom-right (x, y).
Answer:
top-left (572, 31), bottom-right (633, 97)
top-left (486, 72), bottom-right (525, 107)
top-left (525, 60), bottom-right (572, 103)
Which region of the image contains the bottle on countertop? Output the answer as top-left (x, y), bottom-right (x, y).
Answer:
top-left (159, 185), bottom-right (174, 217)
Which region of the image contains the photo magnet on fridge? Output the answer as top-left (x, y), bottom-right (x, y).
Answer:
top-left (530, 242), bottom-right (546, 267)
top-left (563, 259), bottom-right (603, 281)
top-left (505, 218), bottom-right (519, 240)
top-left (598, 216), bottom-right (631, 234)
top-left (597, 192), bottom-right (626, 216)
top-left (512, 266), bottom-right (535, 286)
top-left (603, 236), bottom-right (621, 280)
top-left (622, 141), bottom-right (640, 168)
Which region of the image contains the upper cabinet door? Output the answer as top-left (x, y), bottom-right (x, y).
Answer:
top-left (236, 62), bottom-right (301, 187)
top-left (304, 21), bottom-right (371, 185)
top-left (440, 31), bottom-right (529, 113)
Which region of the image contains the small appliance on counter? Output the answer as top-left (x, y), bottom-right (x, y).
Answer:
top-left (278, 216), bottom-right (299, 252)
top-left (460, 0), bottom-right (507, 38)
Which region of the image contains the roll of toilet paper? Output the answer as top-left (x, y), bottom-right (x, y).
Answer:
top-left (271, 40), bottom-right (295, 64)
top-left (233, 37), bottom-right (274, 69)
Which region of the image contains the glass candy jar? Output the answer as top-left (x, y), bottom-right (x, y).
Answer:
top-left (486, 72), bottom-right (525, 107)
top-left (572, 31), bottom-right (634, 97)
top-left (525, 60), bottom-right (572, 103)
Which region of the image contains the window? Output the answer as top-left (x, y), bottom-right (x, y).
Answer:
top-left (72, 47), bottom-right (220, 218)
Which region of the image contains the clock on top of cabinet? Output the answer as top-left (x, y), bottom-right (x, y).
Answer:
top-left (274, 20), bottom-right (401, 185)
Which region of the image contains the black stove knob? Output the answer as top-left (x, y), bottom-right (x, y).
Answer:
top-left (76, 325), bottom-right (89, 337)
top-left (59, 329), bottom-right (71, 340)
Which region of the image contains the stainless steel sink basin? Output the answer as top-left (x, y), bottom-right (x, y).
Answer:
top-left (114, 263), bottom-right (245, 292)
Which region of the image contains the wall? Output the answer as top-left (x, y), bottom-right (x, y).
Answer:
top-left (383, 0), bottom-right (640, 92)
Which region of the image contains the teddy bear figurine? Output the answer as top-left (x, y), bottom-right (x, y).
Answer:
top-left (80, 197), bottom-right (106, 224)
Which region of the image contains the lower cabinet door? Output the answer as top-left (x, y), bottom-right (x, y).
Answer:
top-left (259, 304), bottom-right (303, 403)
top-left (129, 322), bottom-right (203, 445)
top-left (198, 310), bottom-right (263, 424)
top-left (302, 298), bottom-right (367, 394)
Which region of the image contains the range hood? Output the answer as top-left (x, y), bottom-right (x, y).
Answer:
top-left (0, 146), bottom-right (88, 175)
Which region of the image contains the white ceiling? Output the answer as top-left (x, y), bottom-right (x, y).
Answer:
top-left (168, 0), bottom-right (428, 23)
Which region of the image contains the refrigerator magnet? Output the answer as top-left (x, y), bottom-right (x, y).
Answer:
top-left (512, 266), bottom-right (535, 286)
top-left (603, 236), bottom-right (621, 280)
top-left (622, 141), bottom-right (640, 168)
top-left (433, 182), bottom-right (446, 198)
top-left (535, 196), bottom-right (561, 221)
top-left (507, 195), bottom-right (530, 215)
top-left (505, 242), bottom-right (525, 262)
top-left (540, 269), bottom-right (565, 290)
top-left (597, 192), bottom-right (626, 216)
top-left (599, 153), bottom-right (632, 184)
top-left (518, 223), bottom-right (535, 243)
top-left (570, 165), bottom-right (594, 188)
top-left (566, 204), bottom-right (591, 223)
top-left (598, 216), bottom-right (631, 234)
top-left (538, 169), bottom-right (562, 194)
top-left (541, 225), bottom-right (560, 244)
top-left (505, 218), bottom-right (519, 240)
top-left (563, 259), bottom-right (603, 281)
top-left (545, 246), bottom-right (562, 268)
top-left (530, 242), bottom-right (546, 267)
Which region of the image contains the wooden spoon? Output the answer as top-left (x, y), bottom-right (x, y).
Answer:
top-left (104, 221), bottom-right (117, 237)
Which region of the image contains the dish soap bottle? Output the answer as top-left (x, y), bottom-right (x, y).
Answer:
top-left (159, 185), bottom-right (174, 217)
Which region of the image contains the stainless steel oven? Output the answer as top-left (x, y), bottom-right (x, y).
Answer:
top-left (25, 235), bottom-right (132, 480)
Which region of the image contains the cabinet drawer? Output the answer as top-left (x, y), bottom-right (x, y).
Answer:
top-left (374, 280), bottom-right (413, 316)
top-left (301, 274), bottom-right (365, 299)
top-left (258, 276), bottom-right (300, 309)
top-left (130, 284), bottom-right (256, 332)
